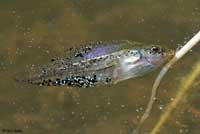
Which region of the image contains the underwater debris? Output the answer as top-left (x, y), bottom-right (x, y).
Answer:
top-left (151, 61), bottom-right (200, 134)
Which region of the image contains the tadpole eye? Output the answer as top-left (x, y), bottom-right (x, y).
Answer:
top-left (151, 47), bottom-right (160, 52)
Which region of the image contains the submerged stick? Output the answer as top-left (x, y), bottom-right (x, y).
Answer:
top-left (150, 61), bottom-right (200, 134)
top-left (132, 31), bottom-right (200, 134)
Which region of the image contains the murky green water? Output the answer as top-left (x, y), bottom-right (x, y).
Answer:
top-left (0, 0), bottom-right (200, 134)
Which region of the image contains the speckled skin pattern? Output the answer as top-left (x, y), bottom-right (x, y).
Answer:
top-left (27, 41), bottom-right (168, 88)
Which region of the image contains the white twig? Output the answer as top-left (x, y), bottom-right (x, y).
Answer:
top-left (133, 31), bottom-right (200, 134)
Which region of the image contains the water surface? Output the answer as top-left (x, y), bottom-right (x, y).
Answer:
top-left (0, 0), bottom-right (200, 134)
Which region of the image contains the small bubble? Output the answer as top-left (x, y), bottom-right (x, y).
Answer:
top-left (179, 129), bottom-right (183, 133)
top-left (28, 45), bottom-right (32, 48)
top-left (121, 105), bottom-right (125, 108)
top-left (45, 50), bottom-right (50, 54)
top-left (81, 116), bottom-right (85, 120)
top-left (136, 115), bottom-right (140, 119)
top-left (103, 115), bottom-right (108, 120)
top-left (95, 105), bottom-right (99, 108)
top-left (159, 105), bottom-right (164, 110)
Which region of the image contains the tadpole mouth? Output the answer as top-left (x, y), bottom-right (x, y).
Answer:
top-left (152, 50), bottom-right (175, 66)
